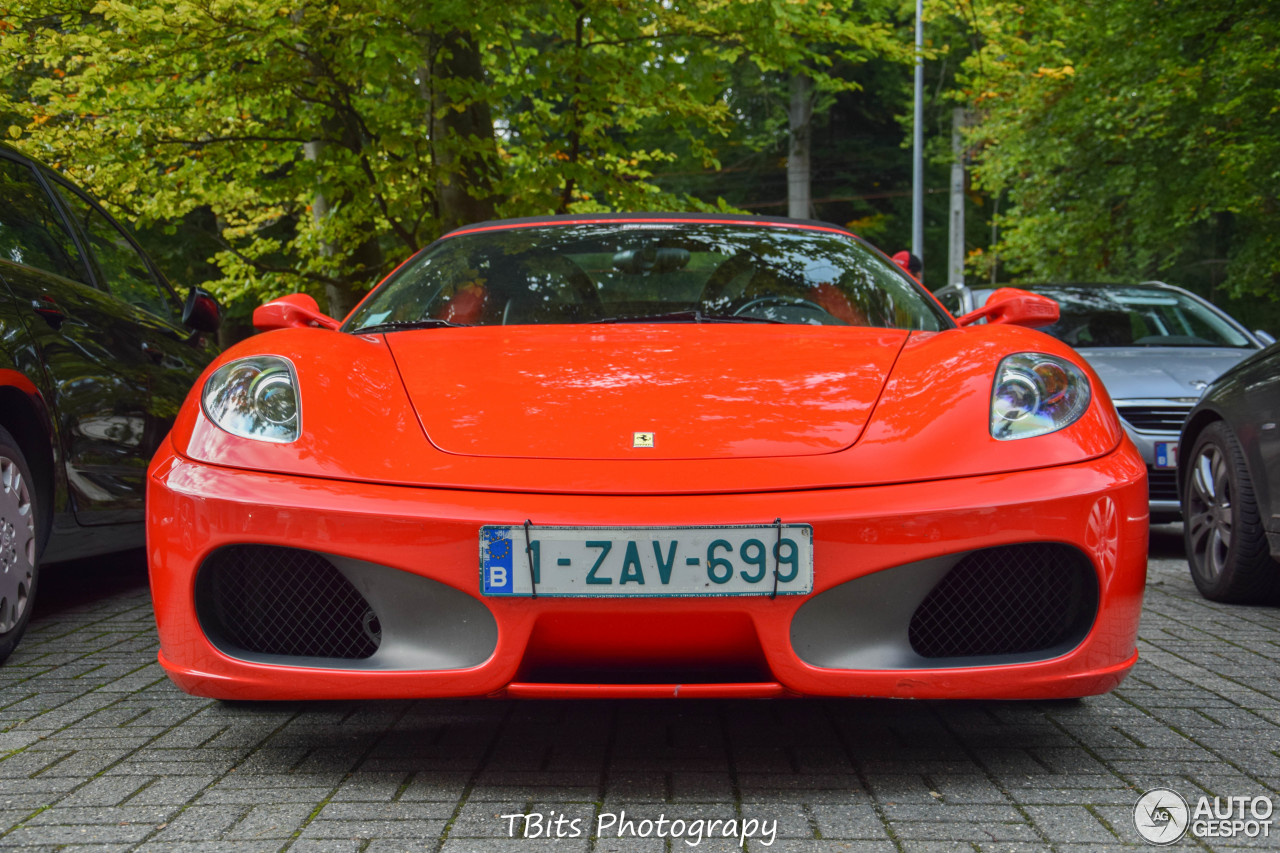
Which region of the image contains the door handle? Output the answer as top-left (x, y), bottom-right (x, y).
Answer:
top-left (31, 295), bottom-right (66, 328)
top-left (141, 341), bottom-right (165, 364)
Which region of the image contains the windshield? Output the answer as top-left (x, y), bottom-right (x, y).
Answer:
top-left (345, 221), bottom-right (950, 332)
top-left (1028, 286), bottom-right (1252, 349)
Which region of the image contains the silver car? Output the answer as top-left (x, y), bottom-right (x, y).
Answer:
top-left (934, 281), bottom-right (1274, 522)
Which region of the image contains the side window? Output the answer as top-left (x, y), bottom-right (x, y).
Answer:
top-left (0, 157), bottom-right (89, 283)
top-left (51, 182), bottom-right (182, 324)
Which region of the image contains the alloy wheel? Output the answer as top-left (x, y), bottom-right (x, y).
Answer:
top-left (0, 454), bottom-right (35, 634)
top-left (1186, 441), bottom-right (1232, 585)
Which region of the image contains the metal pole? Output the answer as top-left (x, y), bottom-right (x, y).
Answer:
top-left (948, 107), bottom-right (966, 287)
top-left (911, 0), bottom-right (925, 281)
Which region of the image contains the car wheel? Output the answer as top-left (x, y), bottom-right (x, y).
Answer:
top-left (0, 425), bottom-right (38, 664)
top-left (1183, 421), bottom-right (1279, 603)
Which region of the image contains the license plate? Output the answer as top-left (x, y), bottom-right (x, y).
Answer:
top-left (1154, 441), bottom-right (1177, 469)
top-left (479, 524), bottom-right (813, 597)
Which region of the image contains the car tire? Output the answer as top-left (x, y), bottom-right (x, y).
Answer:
top-left (1183, 421), bottom-right (1280, 603)
top-left (0, 425), bottom-right (38, 664)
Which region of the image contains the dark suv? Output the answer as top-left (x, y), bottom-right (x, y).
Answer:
top-left (0, 144), bottom-right (221, 662)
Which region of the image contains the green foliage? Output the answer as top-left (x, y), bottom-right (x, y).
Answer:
top-left (631, 0), bottom-right (931, 253)
top-left (1, 0), bottom-right (912, 318)
top-left (958, 0), bottom-right (1280, 298)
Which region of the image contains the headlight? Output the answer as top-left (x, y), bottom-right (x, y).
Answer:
top-left (202, 356), bottom-right (300, 443)
top-left (990, 353), bottom-right (1090, 440)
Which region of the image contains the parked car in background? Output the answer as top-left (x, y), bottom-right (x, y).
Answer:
top-left (934, 282), bottom-right (1272, 522)
top-left (1178, 344), bottom-right (1280, 603)
top-left (0, 144), bottom-right (222, 663)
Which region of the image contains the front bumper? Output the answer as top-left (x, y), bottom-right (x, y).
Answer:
top-left (147, 440), bottom-right (1148, 700)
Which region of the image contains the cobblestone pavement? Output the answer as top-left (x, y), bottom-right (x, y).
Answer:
top-left (1, 526), bottom-right (1277, 852)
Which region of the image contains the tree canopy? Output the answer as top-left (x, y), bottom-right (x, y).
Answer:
top-left (1, 0), bottom-right (909, 319)
top-left (959, 0), bottom-right (1280, 298)
top-left (9, 1), bottom-right (1276, 311)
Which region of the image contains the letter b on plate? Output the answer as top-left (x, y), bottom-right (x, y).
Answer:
top-left (482, 528), bottom-right (515, 594)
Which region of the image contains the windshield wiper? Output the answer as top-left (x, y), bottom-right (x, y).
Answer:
top-left (591, 310), bottom-right (781, 324)
top-left (354, 318), bottom-right (470, 333)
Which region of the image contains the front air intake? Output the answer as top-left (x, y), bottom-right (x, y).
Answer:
top-left (908, 544), bottom-right (1097, 659)
top-left (196, 545), bottom-right (380, 659)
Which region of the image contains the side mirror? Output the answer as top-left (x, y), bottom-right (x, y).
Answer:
top-left (253, 293), bottom-right (340, 332)
top-left (957, 287), bottom-right (1059, 328)
top-left (182, 287), bottom-right (223, 333)
top-left (1255, 329), bottom-right (1276, 347)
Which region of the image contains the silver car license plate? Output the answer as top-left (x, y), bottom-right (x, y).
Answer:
top-left (479, 524), bottom-right (813, 597)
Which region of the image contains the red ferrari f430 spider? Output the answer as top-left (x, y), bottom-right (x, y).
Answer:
top-left (147, 214), bottom-right (1147, 700)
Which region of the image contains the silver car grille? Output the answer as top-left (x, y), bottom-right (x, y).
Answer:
top-left (1115, 404), bottom-right (1192, 434)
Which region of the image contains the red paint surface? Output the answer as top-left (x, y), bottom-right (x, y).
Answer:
top-left (387, 325), bottom-right (906, 459)
top-left (171, 323), bottom-right (1120, 494)
top-left (148, 436), bottom-right (1147, 701)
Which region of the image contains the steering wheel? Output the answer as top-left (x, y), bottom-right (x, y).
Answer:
top-left (698, 252), bottom-right (758, 311)
top-left (731, 295), bottom-right (842, 325)
top-left (502, 255), bottom-right (601, 324)
top-left (541, 255), bottom-right (601, 307)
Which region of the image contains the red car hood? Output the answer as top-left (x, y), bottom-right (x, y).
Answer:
top-left (385, 325), bottom-right (909, 460)
top-left (173, 324), bottom-right (1124, 494)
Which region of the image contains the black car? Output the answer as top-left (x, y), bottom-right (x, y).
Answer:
top-left (1179, 344), bottom-right (1280, 603)
top-left (0, 144), bottom-right (221, 662)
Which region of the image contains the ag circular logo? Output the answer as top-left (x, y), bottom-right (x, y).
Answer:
top-left (1134, 788), bottom-right (1190, 844)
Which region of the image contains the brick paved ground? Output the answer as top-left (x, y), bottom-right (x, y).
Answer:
top-left (1, 526), bottom-right (1277, 851)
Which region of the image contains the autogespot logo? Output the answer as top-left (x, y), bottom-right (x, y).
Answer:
top-left (1133, 788), bottom-right (1276, 843)
top-left (1134, 788), bottom-right (1190, 845)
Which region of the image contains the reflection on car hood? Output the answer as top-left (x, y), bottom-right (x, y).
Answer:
top-left (1076, 347), bottom-right (1255, 400)
top-left (386, 325), bottom-right (909, 460)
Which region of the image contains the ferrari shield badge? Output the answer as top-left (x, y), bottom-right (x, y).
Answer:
top-left (633, 431), bottom-right (655, 448)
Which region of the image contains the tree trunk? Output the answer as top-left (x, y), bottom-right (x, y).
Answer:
top-left (302, 141), bottom-right (342, 319)
top-left (427, 30), bottom-right (499, 235)
top-left (788, 73), bottom-right (813, 220)
top-left (294, 13), bottom-right (386, 321)
top-left (301, 138), bottom-right (382, 320)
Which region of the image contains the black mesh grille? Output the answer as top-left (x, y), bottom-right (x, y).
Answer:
top-left (908, 544), bottom-right (1097, 658)
top-left (1116, 405), bottom-right (1190, 433)
top-left (197, 546), bottom-right (380, 659)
